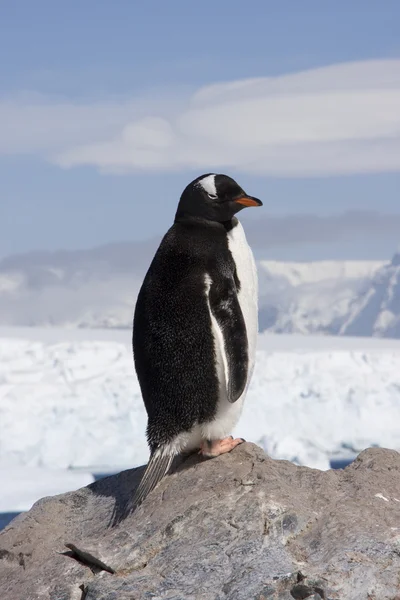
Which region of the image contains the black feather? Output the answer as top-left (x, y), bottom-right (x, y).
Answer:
top-left (133, 218), bottom-right (238, 448)
top-left (128, 451), bottom-right (174, 510)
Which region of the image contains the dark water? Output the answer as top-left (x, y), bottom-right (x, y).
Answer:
top-left (329, 458), bottom-right (354, 469)
top-left (0, 459), bottom-right (355, 532)
top-left (0, 512), bottom-right (19, 530)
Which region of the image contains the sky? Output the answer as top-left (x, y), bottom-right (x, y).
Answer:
top-left (1, 0), bottom-right (400, 260)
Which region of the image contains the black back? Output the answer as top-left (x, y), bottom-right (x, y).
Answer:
top-left (133, 218), bottom-right (239, 452)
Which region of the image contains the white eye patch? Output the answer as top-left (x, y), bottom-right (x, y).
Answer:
top-left (197, 174), bottom-right (217, 197)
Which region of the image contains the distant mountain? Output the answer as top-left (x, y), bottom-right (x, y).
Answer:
top-left (1, 241), bottom-right (399, 338)
top-left (257, 259), bottom-right (385, 335)
top-left (0, 240), bottom-right (158, 329)
top-left (340, 249), bottom-right (400, 338)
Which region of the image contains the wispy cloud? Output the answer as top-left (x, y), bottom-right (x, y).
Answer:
top-left (1, 60), bottom-right (400, 177)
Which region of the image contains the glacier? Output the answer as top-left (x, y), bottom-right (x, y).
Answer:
top-left (1, 326), bottom-right (399, 476)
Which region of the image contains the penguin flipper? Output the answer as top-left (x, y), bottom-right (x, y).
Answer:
top-left (208, 276), bottom-right (248, 403)
top-left (129, 451), bottom-right (174, 511)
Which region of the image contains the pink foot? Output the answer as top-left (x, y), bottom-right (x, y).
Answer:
top-left (199, 436), bottom-right (245, 458)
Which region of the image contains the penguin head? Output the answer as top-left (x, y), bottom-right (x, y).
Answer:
top-left (175, 173), bottom-right (263, 223)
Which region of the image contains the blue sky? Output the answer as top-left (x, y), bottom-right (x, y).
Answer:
top-left (1, 0), bottom-right (400, 259)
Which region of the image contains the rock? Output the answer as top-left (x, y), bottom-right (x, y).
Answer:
top-left (1, 443), bottom-right (400, 600)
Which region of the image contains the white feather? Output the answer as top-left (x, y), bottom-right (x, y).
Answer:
top-left (227, 219), bottom-right (259, 388)
top-left (204, 273), bottom-right (229, 389)
top-left (203, 219), bottom-right (259, 440)
top-left (197, 174), bottom-right (217, 196)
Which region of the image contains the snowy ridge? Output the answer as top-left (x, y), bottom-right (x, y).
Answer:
top-left (340, 250), bottom-right (400, 337)
top-left (1, 327), bottom-right (399, 473)
top-left (257, 259), bottom-right (385, 334)
top-left (0, 244), bottom-right (392, 337)
top-left (258, 259), bottom-right (384, 287)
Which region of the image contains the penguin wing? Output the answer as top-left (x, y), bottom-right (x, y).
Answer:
top-left (208, 275), bottom-right (249, 403)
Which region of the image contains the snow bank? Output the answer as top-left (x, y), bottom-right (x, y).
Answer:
top-left (0, 328), bottom-right (399, 473)
top-left (0, 467), bottom-right (94, 512)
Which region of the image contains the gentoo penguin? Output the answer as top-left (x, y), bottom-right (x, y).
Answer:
top-left (131, 173), bottom-right (262, 508)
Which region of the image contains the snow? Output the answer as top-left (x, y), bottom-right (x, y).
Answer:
top-left (249, 342), bottom-right (400, 470)
top-left (0, 251), bottom-right (391, 337)
top-left (1, 252), bottom-right (399, 339)
top-left (258, 259), bottom-right (384, 287)
top-left (0, 326), bottom-right (399, 478)
top-left (340, 252), bottom-right (400, 338)
top-left (258, 259), bottom-right (387, 335)
top-left (0, 467), bottom-right (94, 512)
top-left (0, 336), bottom-right (146, 470)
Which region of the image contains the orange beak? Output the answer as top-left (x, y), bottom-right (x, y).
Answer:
top-left (234, 196), bottom-right (263, 207)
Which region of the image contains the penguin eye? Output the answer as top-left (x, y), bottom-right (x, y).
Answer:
top-left (207, 193), bottom-right (218, 200)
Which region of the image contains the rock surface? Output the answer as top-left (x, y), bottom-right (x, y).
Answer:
top-left (1, 443), bottom-right (400, 600)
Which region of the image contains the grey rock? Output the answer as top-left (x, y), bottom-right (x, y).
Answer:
top-left (1, 444), bottom-right (400, 600)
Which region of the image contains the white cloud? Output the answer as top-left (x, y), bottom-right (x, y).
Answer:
top-left (1, 60), bottom-right (400, 177)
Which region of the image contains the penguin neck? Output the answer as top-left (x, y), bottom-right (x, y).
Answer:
top-left (174, 212), bottom-right (237, 232)
top-left (222, 217), bottom-right (238, 232)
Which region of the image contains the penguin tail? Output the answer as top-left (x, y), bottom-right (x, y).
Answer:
top-left (130, 448), bottom-right (174, 511)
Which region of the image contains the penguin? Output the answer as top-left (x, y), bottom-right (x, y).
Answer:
top-left (131, 173), bottom-right (262, 509)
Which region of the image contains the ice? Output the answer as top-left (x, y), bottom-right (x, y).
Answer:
top-left (0, 467), bottom-right (94, 512)
top-left (0, 327), bottom-right (399, 475)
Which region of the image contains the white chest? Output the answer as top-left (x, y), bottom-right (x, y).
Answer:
top-left (201, 221), bottom-right (259, 442)
top-left (227, 220), bottom-right (259, 380)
